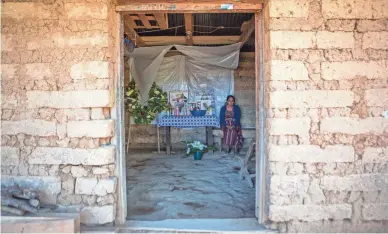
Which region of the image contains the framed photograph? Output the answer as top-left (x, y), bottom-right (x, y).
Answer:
top-left (189, 89), bottom-right (216, 115)
top-left (169, 91), bottom-right (188, 116)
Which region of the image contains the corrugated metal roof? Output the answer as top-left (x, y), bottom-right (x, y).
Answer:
top-left (136, 13), bottom-right (253, 36)
top-left (135, 13), bottom-right (255, 51)
top-left (193, 13), bottom-right (252, 36)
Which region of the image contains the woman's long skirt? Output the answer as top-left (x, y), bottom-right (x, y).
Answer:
top-left (223, 125), bottom-right (243, 152)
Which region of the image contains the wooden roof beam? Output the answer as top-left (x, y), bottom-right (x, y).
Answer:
top-left (139, 35), bottom-right (239, 46)
top-left (117, 3), bottom-right (262, 13)
top-left (125, 15), bottom-right (138, 29)
top-left (130, 15), bottom-right (155, 21)
top-left (165, 51), bottom-right (255, 57)
top-left (153, 13), bottom-right (168, 29)
top-left (118, 0), bottom-right (263, 4)
top-left (138, 14), bottom-right (152, 28)
top-left (184, 13), bottom-right (193, 46)
top-left (123, 15), bottom-right (144, 46)
top-left (238, 16), bottom-right (255, 46)
top-left (130, 15), bottom-right (158, 28)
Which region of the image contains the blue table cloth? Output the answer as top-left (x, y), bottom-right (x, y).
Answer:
top-left (157, 115), bottom-right (220, 128)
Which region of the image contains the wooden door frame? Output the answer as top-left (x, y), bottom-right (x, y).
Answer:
top-left (255, 10), bottom-right (268, 225)
top-left (114, 2), bottom-right (268, 225)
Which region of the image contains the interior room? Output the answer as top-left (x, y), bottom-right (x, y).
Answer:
top-left (123, 12), bottom-right (258, 221)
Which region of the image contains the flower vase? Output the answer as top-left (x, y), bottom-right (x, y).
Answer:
top-left (194, 151), bottom-right (204, 160)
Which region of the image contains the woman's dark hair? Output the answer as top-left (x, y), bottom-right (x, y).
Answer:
top-left (226, 95), bottom-right (236, 102)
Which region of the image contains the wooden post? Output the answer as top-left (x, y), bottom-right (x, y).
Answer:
top-left (126, 114), bottom-right (131, 153)
top-left (255, 10), bottom-right (268, 224)
top-left (165, 126), bottom-right (171, 155)
top-left (115, 12), bottom-right (128, 224)
top-left (153, 13), bottom-right (168, 29)
top-left (157, 126), bottom-right (160, 153)
top-left (184, 13), bottom-right (193, 45)
top-left (156, 113), bottom-right (160, 154)
top-left (254, 9), bottom-right (260, 222)
top-left (206, 126), bottom-right (214, 152)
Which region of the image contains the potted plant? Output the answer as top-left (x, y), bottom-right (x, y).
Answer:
top-left (183, 141), bottom-right (216, 160)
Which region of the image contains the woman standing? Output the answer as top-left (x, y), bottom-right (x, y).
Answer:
top-left (219, 95), bottom-right (243, 154)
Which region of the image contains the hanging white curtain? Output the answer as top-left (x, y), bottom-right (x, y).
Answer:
top-left (174, 43), bottom-right (241, 69)
top-left (128, 45), bottom-right (173, 103)
top-left (154, 55), bottom-right (188, 91)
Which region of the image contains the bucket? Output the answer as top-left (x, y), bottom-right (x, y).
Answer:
top-left (194, 151), bottom-right (204, 160)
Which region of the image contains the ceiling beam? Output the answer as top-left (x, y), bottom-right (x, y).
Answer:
top-left (125, 15), bottom-right (138, 29)
top-left (138, 14), bottom-right (152, 28)
top-left (141, 36), bottom-right (186, 45)
top-left (165, 51), bottom-right (255, 58)
top-left (117, 3), bottom-right (262, 13)
top-left (129, 15), bottom-right (158, 28)
top-left (123, 15), bottom-right (144, 46)
top-left (153, 13), bottom-right (168, 29)
top-left (238, 16), bottom-right (255, 46)
top-left (118, 0), bottom-right (263, 4)
top-left (184, 13), bottom-right (193, 46)
top-left (130, 15), bottom-right (155, 21)
top-left (129, 14), bottom-right (168, 29)
top-left (139, 36), bottom-right (240, 46)
top-left (164, 51), bottom-right (254, 58)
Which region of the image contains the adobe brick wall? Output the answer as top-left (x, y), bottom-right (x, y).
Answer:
top-left (266, 0), bottom-right (388, 232)
top-left (1, 0), bottom-right (118, 225)
top-left (2, 0), bottom-right (387, 230)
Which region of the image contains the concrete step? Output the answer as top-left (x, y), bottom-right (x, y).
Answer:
top-left (81, 225), bottom-right (117, 234)
top-left (117, 219), bottom-right (278, 233)
top-left (1, 213), bottom-right (80, 233)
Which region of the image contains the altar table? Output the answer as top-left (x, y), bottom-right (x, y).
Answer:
top-left (157, 115), bottom-right (220, 155)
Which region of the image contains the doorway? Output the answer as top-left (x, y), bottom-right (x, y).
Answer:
top-left (113, 2), bottom-right (268, 227)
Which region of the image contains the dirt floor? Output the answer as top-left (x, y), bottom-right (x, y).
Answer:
top-left (126, 150), bottom-right (256, 221)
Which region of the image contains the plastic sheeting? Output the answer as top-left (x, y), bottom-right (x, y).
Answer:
top-left (154, 55), bottom-right (187, 91)
top-left (184, 58), bottom-right (234, 119)
top-left (153, 55), bottom-right (234, 118)
top-left (174, 43), bottom-right (241, 69)
top-left (127, 43), bottom-right (241, 117)
top-left (128, 45), bottom-right (173, 103)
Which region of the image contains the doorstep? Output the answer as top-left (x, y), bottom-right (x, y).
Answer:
top-left (81, 225), bottom-right (118, 234)
top-left (115, 218), bottom-right (278, 233)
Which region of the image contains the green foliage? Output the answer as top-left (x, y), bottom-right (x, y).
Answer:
top-left (125, 81), bottom-right (168, 124)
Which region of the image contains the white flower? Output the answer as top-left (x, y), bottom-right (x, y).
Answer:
top-left (185, 141), bottom-right (210, 154)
